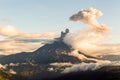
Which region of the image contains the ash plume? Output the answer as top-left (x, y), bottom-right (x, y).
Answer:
top-left (64, 8), bottom-right (120, 58)
top-left (70, 8), bottom-right (109, 32)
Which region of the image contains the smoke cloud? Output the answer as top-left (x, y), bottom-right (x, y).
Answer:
top-left (64, 8), bottom-right (120, 57)
top-left (70, 8), bottom-right (109, 32)
top-left (61, 7), bottom-right (120, 74)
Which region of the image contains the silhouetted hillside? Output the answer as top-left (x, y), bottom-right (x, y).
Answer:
top-left (0, 39), bottom-right (120, 80)
top-left (0, 68), bottom-right (15, 80)
top-left (45, 66), bottom-right (120, 80)
top-left (0, 41), bottom-right (81, 64)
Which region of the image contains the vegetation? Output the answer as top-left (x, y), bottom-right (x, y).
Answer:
top-left (0, 69), bottom-right (13, 80)
top-left (45, 66), bottom-right (120, 80)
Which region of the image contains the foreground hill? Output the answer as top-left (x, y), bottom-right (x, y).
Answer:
top-left (0, 37), bottom-right (120, 80)
top-left (46, 66), bottom-right (120, 80)
top-left (0, 69), bottom-right (15, 80)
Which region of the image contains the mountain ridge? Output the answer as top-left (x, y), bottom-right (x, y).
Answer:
top-left (0, 41), bottom-right (81, 64)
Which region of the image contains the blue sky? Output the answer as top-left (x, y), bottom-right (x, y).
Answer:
top-left (0, 0), bottom-right (120, 42)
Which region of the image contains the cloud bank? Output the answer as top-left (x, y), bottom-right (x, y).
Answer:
top-left (0, 25), bottom-right (59, 55)
top-left (62, 61), bottom-right (120, 73)
top-left (0, 25), bottom-right (58, 38)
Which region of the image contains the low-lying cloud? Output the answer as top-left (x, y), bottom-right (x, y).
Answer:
top-left (0, 25), bottom-right (20, 37)
top-left (0, 64), bottom-right (6, 69)
top-left (0, 25), bottom-right (59, 55)
top-left (62, 61), bottom-right (120, 73)
top-left (0, 25), bottom-right (58, 38)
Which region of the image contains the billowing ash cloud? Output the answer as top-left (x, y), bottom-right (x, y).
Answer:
top-left (70, 8), bottom-right (102, 23)
top-left (64, 8), bottom-right (120, 57)
top-left (70, 8), bottom-right (109, 32)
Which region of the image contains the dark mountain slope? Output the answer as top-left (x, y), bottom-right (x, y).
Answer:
top-left (29, 41), bottom-right (81, 64)
top-left (0, 52), bottom-right (32, 64)
top-left (0, 41), bottom-right (81, 64)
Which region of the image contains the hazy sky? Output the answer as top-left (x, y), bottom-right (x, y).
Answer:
top-left (0, 0), bottom-right (120, 55)
top-left (0, 0), bottom-right (119, 33)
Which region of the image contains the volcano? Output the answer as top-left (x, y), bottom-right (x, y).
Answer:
top-left (0, 38), bottom-right (81, 65)
top-left (0, 29), bottom-right (120, 80)
top-left (0, 29), bottom-right (101, 79)
top-left (0, 28), bottom-right (100, 65)
top-left (0, 29), bottom-right (83, 79)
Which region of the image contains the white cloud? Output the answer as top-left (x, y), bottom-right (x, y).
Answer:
top-left (62, 61), bottom-right (120, 73)
top-left (0, 25), bottom-right (20, 37)
top-left (0, 25), bottom-right (59, 38)
top-left (50, 62), bottom-right (73, 67)
top-left (0, 39), bottom-right (44, 55)
top-left (0, 64), bottom-right (6, 69)
top-left (9, 69), bottom-right (16, 74)
top-left (0, 25), bottom-right (59, 55)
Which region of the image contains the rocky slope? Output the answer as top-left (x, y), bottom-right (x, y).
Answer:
top-left (0, 39), bottom-right (120, 80)
top-left (0, 41), bottom-right (81, 64)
